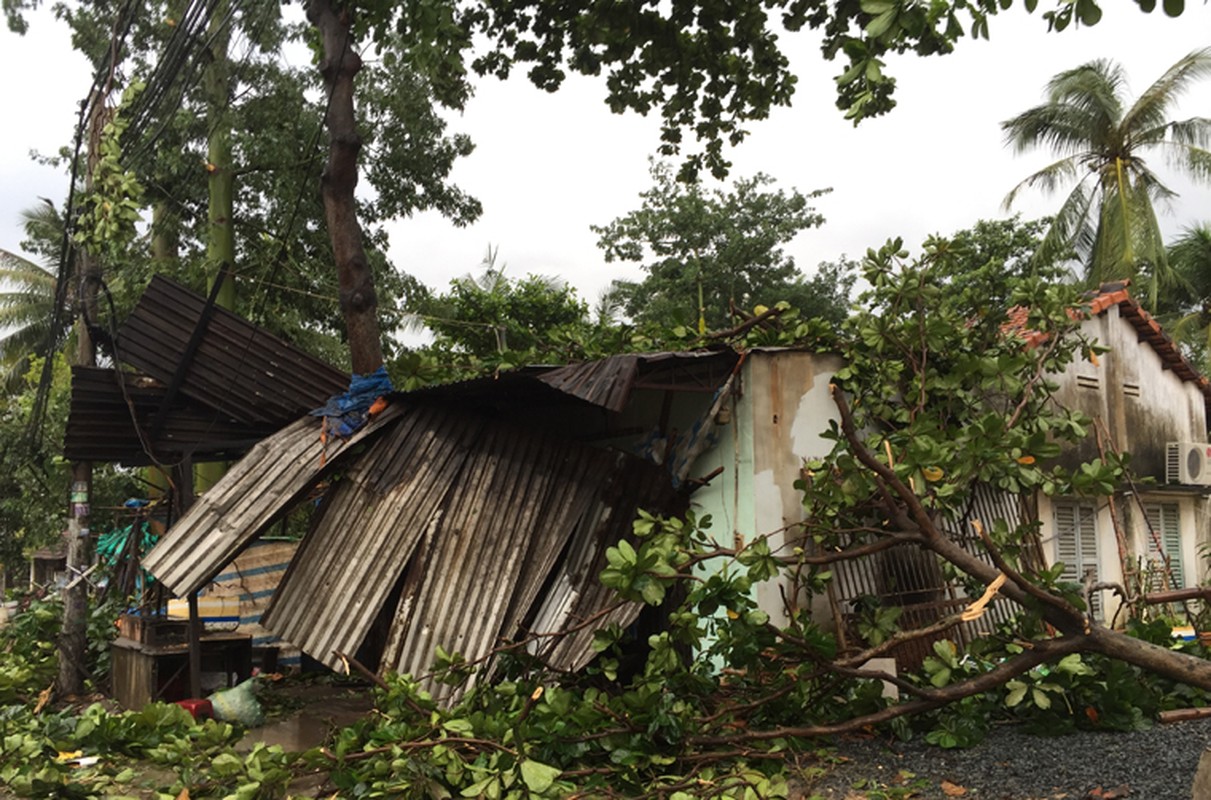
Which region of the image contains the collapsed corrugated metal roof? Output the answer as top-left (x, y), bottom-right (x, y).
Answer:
top-left (143, 349), bottom-right (731, 691)
top-left (263, 404), bottom-right (680, 693)
top-left (141, 405), bottom-right (405, 595)
top-left (115, 275), bottom-right (349, 424)
top-left (65, 366), bottom-right (279, 465)
top-left (65, 275), bottom-right (351, 465)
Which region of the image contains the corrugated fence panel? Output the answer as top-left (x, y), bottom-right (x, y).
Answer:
top-left (261, 406), bottom-right (486, 669)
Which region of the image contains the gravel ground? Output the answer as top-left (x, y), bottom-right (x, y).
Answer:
top-left (802, 718), bottom-right (1211, 799)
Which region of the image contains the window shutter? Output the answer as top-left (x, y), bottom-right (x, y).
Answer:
top-left (1144, 503), bottom-right (1184, 590)
top-left (1055, 501), bottom-right (1100, 618)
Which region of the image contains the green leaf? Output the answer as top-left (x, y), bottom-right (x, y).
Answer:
top-left (211, 752), bottom-right (244, 777)
top-left (461, 776), bottom-right (495, 797)
top-left (1032, 688), bottom-right (1052, 709)
top-left (1005, 681), bottom-right (1027, 707)
top-left (519, 760), bottom-right (562, 794)
top-left (859, 0), bottom-right (894, 13)
top-left (235, 781), bottom-right (262, 800)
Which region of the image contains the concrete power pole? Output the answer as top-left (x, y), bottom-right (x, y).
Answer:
top-left (57, 94), bottom-right (103, 697)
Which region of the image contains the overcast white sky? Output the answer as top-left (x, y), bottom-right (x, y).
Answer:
top-left (3, 4), bottom-right (1210, 308)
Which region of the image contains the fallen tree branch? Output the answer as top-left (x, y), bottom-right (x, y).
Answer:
top-left (834, 612), bottom-right (968, 668)
top-left (688, 635), bottom-right (1086, 746)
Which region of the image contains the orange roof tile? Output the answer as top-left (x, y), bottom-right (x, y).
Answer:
top-left (1001, 280), bottom-right (1211, 401)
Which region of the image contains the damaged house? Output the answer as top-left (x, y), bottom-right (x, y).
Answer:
top-left (136, 279), bottom-right (1211, 691)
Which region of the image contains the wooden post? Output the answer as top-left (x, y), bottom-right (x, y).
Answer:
top-left (174, 460), bottom-right (202, 698)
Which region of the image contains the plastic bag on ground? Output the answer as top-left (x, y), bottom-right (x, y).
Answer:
top-left (208, 677), bottom-right (264, 726)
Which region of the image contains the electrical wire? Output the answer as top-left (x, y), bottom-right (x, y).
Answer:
top-left (26, 0), bottom-right (143, 453)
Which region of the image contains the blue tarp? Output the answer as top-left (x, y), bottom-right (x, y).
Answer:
top-left (310, 365), bottom-right (394, 438)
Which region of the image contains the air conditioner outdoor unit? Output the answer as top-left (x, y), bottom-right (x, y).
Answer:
top-left (1166, 441), bottom-right (1211, 485)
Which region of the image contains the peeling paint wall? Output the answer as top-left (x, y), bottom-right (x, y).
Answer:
top-left (1043, 303), bottom-right (1210, 622)
top-left (687, 350), bottom-right (842, 624)
top-left (1052, 305), bottom-right (1208, 477)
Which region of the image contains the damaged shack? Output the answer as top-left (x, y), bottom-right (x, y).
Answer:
top-left (142, 344), bottom-right (870, 693)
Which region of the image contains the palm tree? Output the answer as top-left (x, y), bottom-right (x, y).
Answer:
top-left (0, 202), bottom-right (66, 391)
top-left (1165, 223), bottom-right (1211, 372)
top-left (1002, 48), bottom-right (1211, 311)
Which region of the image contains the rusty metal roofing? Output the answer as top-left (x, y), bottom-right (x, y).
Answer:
top-left (141, 403), bottom-right (405, 596)
top-left (404, 350), bottom-right (741, 417)
top-left (139, 345), bottom-right (734, 691)
top-left (143, 393), bottom-right (684, 694)
top-left (116, 275), bottom-right (349, 425)
top-left (535, 350), bottom-right (740, 411)
top-left (65, 366), bottom-right (278, 465)
top-left (262, 402), bottom-right (681, 695)
top-left (528, 458), bottom-right (683, 672)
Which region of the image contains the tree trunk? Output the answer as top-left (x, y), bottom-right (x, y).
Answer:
top-left (307, 0), bottom-right (383, 375)
top-left (197, 0), bottom-right (234, 495)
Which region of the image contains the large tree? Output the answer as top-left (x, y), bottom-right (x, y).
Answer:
top-left (1162, 222), bottom-right (1211, 371)
top-left (1002, 48), bottom-right (1211, 311)
top-left (0, 203), bottom-right (67, 391)
top-left (595, 161), bottom-right (831, 331)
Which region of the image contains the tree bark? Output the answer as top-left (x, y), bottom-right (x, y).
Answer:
top-left (307, 0), bottom-right (383, 375)
top-left (197, 0), bottom-right (234, 495)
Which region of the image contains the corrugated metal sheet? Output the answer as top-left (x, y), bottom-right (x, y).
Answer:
top-left (377, 423), bottom-right (626, 694)
top-left (65, 366), bottom-right (278, 465)
top-left (141, 403), bottom-right (405, 596)
top-left (261, 405), bottom-right (488, 669)
top-left (116, 275), bottom-right (349, 424)
top-left (536, 350), bottom-right (739, 411)
top-left (529, 459), bottom-right (683, 672)
top-left (257, 403), bottom-right (681, 697)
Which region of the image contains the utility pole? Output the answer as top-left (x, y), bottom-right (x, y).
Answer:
top-left (58, 94), bottom-right (104, 697)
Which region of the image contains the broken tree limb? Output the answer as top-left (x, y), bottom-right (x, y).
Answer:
top-left (688, 636), bottom-right (1087, 746)
top-left (828, 383), bottom-right (1211, 693)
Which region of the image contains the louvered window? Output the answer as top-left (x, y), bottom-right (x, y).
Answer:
top-left (1054, 501), bottom-right (1100, 618)
top-left (1144, 503), bottom-right (1184, 590)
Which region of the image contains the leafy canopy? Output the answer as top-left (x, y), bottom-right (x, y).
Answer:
top-left (595, 160), bottom-right (833, 330)
top-left (13, 0), bottom-right (1195, 181)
